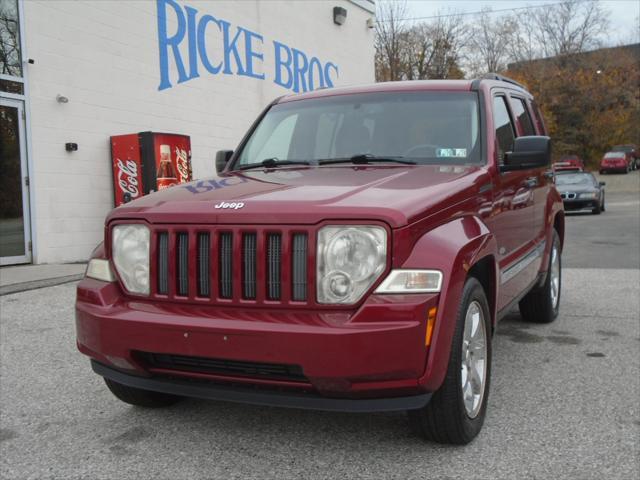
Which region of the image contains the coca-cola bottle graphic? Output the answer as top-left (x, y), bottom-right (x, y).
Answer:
top-left (156, 144), bottom-right (178, 190)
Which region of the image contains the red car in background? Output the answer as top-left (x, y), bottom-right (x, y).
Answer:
top-left (611, 144), bottom-right (638, 170)
top-left (600, 151), bottom-right (632, 174)
top-left (553, 155), bottom-right (584, 172)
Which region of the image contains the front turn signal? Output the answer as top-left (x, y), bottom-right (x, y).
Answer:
top-left (425, 306), bottom-right (437, 346)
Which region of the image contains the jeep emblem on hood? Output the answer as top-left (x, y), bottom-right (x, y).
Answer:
top-left (215, 201), bottom-right (244, 210)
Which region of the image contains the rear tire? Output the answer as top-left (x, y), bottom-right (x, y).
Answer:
top-left (408, 277), bottom-right (492, 444)
top-left (519, 230), bottom-right (561, 323)
top-left (104, 378), bottom-right (183, 408)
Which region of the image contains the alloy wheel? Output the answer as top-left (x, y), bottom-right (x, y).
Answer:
top-left (550, 244), bottom-right (560, 309)
top-left (461, 300), bottom-right (487, 419)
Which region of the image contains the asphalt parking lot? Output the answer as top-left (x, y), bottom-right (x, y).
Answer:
top-left (1, 175), bottom-right (639, 480)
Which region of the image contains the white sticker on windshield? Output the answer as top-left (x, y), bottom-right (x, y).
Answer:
top-left (437, 148), bottom-right (467, 158)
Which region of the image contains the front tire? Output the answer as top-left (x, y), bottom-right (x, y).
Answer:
top-left (519, 230), bottom-right (561, 323)
top-left (104, 378), bottom-right (183, 408)
top-left (408, 277), bottom-right (492, 444)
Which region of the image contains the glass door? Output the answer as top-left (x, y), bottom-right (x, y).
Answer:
top-left (0, 97), bottom-right (31, 264)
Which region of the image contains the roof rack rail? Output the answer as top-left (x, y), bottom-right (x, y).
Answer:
top-left (481, 73), bottom-right (526, 89)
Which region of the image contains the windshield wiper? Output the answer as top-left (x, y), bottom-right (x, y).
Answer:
top-left (238, 158), bottom-right (312, 171)
top-left (318, 154), bottom-right (416, 166)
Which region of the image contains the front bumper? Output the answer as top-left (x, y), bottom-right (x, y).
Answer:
top-left (76, 278), bottom-right (438, 402)
top-left (562, 198), bottom-right (599, 211)
top-left (92, 361), bottom-right (431, 412)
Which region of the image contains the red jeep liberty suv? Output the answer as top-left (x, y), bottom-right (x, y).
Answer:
top-left (76, 75), bottom-right (564, 444)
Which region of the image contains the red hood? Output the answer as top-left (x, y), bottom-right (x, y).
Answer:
top-left (107, 165), bottom-right (487, 228)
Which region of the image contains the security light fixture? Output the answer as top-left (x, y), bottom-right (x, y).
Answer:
top-left (333, 6), bottom-right (347, 25)
top-left (56, 94), bottom-right (69, 103)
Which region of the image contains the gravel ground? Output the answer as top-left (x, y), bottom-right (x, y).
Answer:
top-left (1, 267), bottom-right (638, 480)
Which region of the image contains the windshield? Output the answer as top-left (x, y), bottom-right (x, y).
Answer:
top-left (555, 173), bottom-right (596, 186)
top-left (235, 92), bottom-right (481, 168)
top-left (612, 145), bottom-right (633, 153)
top-left (604, 152), bottom-right (624, 158)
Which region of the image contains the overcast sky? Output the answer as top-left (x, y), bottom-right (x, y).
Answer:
top-left (402, 0), bottom-right (640, 46)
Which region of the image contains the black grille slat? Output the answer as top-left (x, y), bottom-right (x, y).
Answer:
top-left (267, 234), bottom-right (281, 300)
top-left (157, 233), bottom-right (169, 294)
top-left (243, 233), bottom-right (257, 299)
top-left (292, 233), bottom-right (307, 301)
top-left (219, 232), bottom-right (233, 298)
top-left (176, 233), bottom-right (189, 296)
top-left (197, 233), bottom-right (210, 297)
top-left (139, 352), bottom-right (306, 382)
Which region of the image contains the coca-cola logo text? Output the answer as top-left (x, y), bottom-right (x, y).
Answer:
top-left (175, 147), bottom-right (190, 183)
top-left (116, 159), bottom-right (140, 197)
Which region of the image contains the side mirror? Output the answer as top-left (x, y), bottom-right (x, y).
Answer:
top-left (599, 181), bottom-right (606, 186)
top-left (501, 136), bottom-right (551, 172)
top-left (216, 150), bottom-right (233, 174)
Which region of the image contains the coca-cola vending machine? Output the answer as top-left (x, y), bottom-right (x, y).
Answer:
top-left (110, 132), bottom-right (192, 207)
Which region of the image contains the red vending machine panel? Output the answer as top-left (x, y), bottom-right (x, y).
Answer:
top-left (110, 132), bottom-right (192, 207)
top-left (110, 134), bottom-right (144, 207)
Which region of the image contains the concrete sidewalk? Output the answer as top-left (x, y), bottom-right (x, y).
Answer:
top-left (0, 263), bottom-right (86, 296)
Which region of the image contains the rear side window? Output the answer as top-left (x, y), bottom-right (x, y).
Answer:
top-left (493, 96), bottom-right (515, 164)
top-left (530, 100), bottom-right (546, 135)
top-left (511, 97), bottom-right (535, 136)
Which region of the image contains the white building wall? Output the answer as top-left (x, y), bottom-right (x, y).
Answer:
top-left (22, 0), bottom-right (375, 264)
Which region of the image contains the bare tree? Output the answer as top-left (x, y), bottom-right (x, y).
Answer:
top-left (504, 11), bottom-right (539, 65)
top-left (376, 2), bottom-right (467, 81)
top-left (532, 0), bottom-right (609, 57)
top-left (403, 15), bottom-right (467, 80)
top-left (375, 1), bottom-right (409, 81)
top-left (425, 14), bottom-right (468, 79)
top-left (467, 9), bottom-right (516, 75)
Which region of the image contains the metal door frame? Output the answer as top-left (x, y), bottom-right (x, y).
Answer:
top-left (0, 97), bottom-right (32, 265)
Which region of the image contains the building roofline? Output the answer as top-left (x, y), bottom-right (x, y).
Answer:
top-left (347, 0), bottom-right (375, 14)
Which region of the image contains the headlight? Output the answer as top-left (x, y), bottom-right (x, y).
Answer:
top-left (579, 192), bottom-right (597, 199)
top-left (375, 270), bottom-right (443, 293)
top-left (112, 224), bottom-right (150, 295)
top-left (86, 259), bottom-right (116, 283)
top-left (317, 226), bottom-right (386, 304)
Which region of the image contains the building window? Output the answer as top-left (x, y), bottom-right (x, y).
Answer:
top-left (0, 0), bottom-right (23, 79)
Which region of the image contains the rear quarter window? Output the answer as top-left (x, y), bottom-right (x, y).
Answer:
top-left (510, 97), bottom-right (535, 136)
top-left (530, 100), bottom-right (547, 135)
